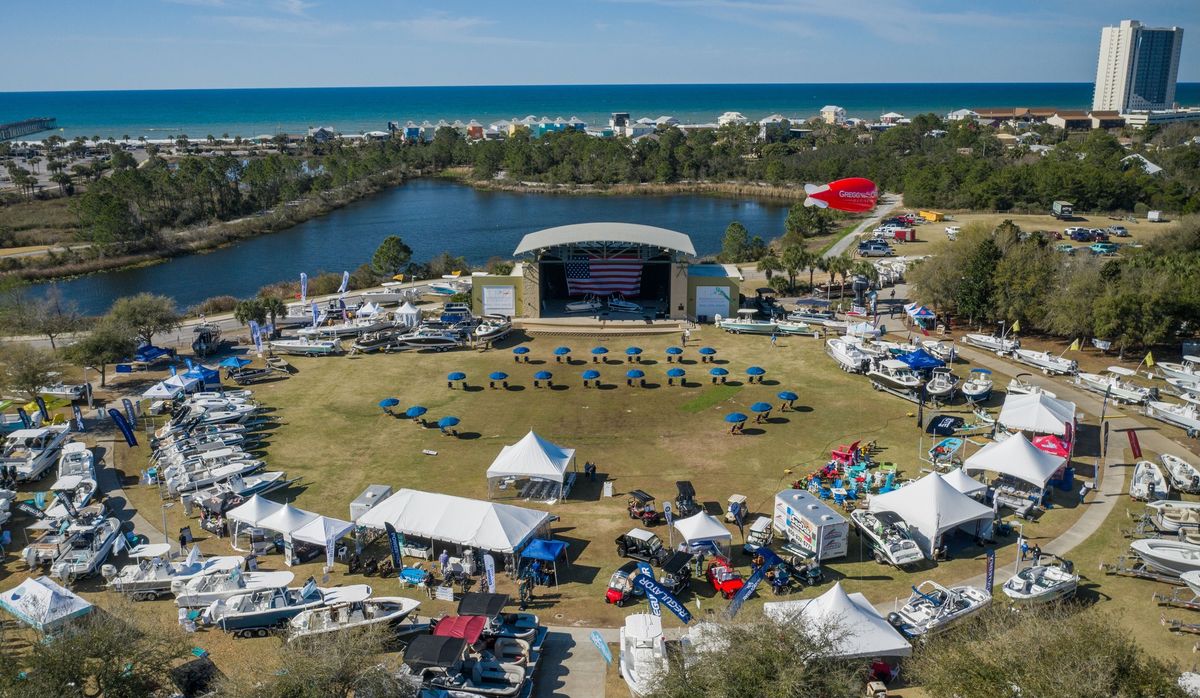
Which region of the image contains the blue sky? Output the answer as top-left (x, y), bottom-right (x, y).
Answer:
top-left (2, 0), bottom-right (1197, 91)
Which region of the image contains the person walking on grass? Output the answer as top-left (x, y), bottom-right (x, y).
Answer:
top-left (771, 332), bottom-right (778, 348)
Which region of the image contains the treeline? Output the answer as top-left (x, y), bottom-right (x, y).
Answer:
top-left (908, 217), bottom-right (1200, 354)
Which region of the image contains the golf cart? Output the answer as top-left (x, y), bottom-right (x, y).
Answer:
top-left (705, 556), bottom-right (745, 599)
top-left (780, 541), bottom-right (826, 587)
top-left (605, 561), bottom-right (643, 606)
top-left (675, 481), bottom-right (702, 518)
top-left (725, 494), bottom-right (747, 523)
top-left (616, 529), bottom-right (671, 566)
top-left (659, 552), bottom-right (694, 596)
top-left (626, 489), bottom-right (662, 526)
top-left (742, 516), bottom-right (773, 554)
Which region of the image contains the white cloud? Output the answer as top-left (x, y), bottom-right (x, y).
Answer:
top-left (163, 0), bottom-right (228, 6)
top-left (270, 0), bottom-right (315, 16)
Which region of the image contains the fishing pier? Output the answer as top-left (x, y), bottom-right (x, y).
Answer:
top-left (0, 117), bottom-right (57, 141)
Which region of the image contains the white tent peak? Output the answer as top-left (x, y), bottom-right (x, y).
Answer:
top-left (941, 468), bottom-right (986, 497)
top-left (488, 430), bottom-right (575, 480)
top-left (673, 513), bottom-right (732, 545)
top-left (964, 432), bottom-right (1065, 489)
top-left (292, 514), bottom-right (354, 547)
top-left (999, 392), bottom-right (1076, 435)
top-left (227, 494), bottom-right (284, 527)
top-left (869, 473), bottom-right (993, 556)
top-left (258, 503), bottom-right (319, 535)
top-left (764, 582), bottom-right (911, 658)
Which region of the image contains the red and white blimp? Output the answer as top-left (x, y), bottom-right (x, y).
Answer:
top-left (803, 177), bottom-right (878, 213)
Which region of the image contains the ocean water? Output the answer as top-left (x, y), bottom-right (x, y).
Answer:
top-left (5, 83), bottom-right (1200, 140)
top-left (37, 180), bottom-right (791, 314)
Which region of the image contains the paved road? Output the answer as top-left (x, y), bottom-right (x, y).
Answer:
top-left (822, 194), bottom-right (902, 259)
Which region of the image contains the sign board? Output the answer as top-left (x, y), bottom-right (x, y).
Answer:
top-left (696, 286), bottom-right (732, 322)
top-left (435, 585), bottom-right (455, 602)
top-left (985, 550), bottom-right (996, 591)
top-left (482, 285), bottom-right (517, 316)
top-left (590, 630), bottom-right (613, 664)
top-left (602, 481), bottom-right (614, 498)
top-left (1127, 430), bottom-right (1142, 460)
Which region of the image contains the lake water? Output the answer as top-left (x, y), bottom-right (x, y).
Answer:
top-left (42, 180), bottom-right (791, 314)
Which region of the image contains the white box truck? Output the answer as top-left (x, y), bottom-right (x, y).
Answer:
top-left (772, 489), bottom-right (849, 561)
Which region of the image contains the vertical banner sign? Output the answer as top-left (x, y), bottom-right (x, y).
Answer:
top-left (169, 364), bottom-right (177, 376)
top-left (733, 501), bottom-right (745, 538)
top-left (300, 272), bottom-right (308, 303)
top-left (728, 546), bottom-right (784, 619)
top-left (122, 398), bottom-right (137, 428)
top-left (34, 396), bottom-right (50, 422)
top-left (1127, 430), bottom-right (1142, 460)
top-left (337, 271), bottom-right (350, 295)
top-left (59, 492), bottom-right (78, 519)
top-left (85, 382), bottom-right (93, 408)
top-left (483, 553), bottom-right (497, 593)
top-left (108, 408), bottom-right (138, 447)
top-left (326, 535), bottom-right (336, 570)
top-left (184, 357), bottom-right (194, 370)
top-left (72, 405), bottom-right (85, 432)
top-left (633, 575), bottom-right (692, 624)
top-left (16, 407), bottom-right (31, 428)
top-left (985, 550), bottom-right (996, 591)
top-left (384, 522), bottom-right (403, 572)
top-left (590, 630), bottom-right (613, 664)
top-left (635, 562), bottom-right (655, 598)
top-left (339, 298), bottom-right (348, 323)
top-left (663, 501), bottom-right (673, 547)
top-left (265, 323), bottom-right (275, 339)
top-left (310, 302), bottom-right (320, 328)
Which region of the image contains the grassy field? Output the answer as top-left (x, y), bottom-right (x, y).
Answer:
top-left (0, 195), bottom-right (81, 246)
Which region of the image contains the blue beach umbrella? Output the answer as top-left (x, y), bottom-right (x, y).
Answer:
top-left (699, 347), bottom-right (717, 356)
top-left (553, 346), bottom-right (572, 356)
top-left (513, 347), bottom-right (530, 356)
top-left (750, 402), bottom-right (773, 413)
top-left (582, 370), bottom-right (601, 380)
top-left (626, 369), bottom-right (645, 379)
top-left (437, 416), bottom-right (461, 429)
top-left (405, 405), bottom-right (427, 419)
top-left (666, 346), bottom-right (683, 356)
top-left (725, 412), bottom-right (748, 423)
top-left (709, 367), bottom-right (729, 377)
top-left (378, 397), bottom-right (400, 408)
top-left (591, 346), bottom-right (609, 355)
top-left (778, 391), bottom-right (799, 402)
top-left (534, 371), bottom-right (553, 380)
top-left (667, 368), bottom-right (686, 378)
top-left (625, 347), bottom-right (643, 356)
top-left (447, 372), bottom-right (467, 381)
top-left (747, 366), bottom-right (766, 376)
top-left (489, 372), bottom-right (509, 381)
top-left (220, 356), bottom-right (252, 369)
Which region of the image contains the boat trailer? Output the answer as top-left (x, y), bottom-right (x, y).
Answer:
top-left (1122, 510), bottom-right (1161, 539)
top-left (1099, 555), bottom-right (1181, 584)
top-left (869, 380), bottom-right (921, 404)
top-left (1162, 615), bottom-right (1200, 635)
top-left (1154, 587), bottom-right (1200, 612)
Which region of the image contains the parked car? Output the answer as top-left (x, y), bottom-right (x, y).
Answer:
top-left (605, 561), bottom-right (641, 606)
top-left (658, 552), bottom-right (694, 595)
top-left (705, 557), bottom-right (745, 599)
top-left (1090, 242), bottom-right (1120, 256)
top-left (1067, 228), bottom-right (1095, 242)
top-left (616, 529), bottom-right (671, 566)
top-left (1107, 225), bottom-right (1130, 237)
top-left (858, 242), bottom-right (894, 257)
top-left (1091, 228), bottom-right (1110, 242)
top-left (1055, 243), bottom-right (1076, 256)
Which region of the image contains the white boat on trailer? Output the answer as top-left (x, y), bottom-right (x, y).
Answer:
top-left (960, 333), bottom-right (1020, 354)
top-left (1007, 373), bottom-right (1057, 399)
top-left (106, 546), bottom-right (244, 600)
top-left (607, 294), bottom-right (643, 314)
top-left (886, 581), bottom-right (991, 638)
top-left (173, 569), bottom-right (296, 608)
top-left (1159, 356), bottom-right (1200, 383)
top-left (1163, 454), bottom-right (1200, 494)
top-left (826, 338), bottom-right (870, 373)
top-left (961, 368), bottom-right (994, 402)
top-left (1145, 401), bottom-right (1200, 436)
top-left (359, 282), bottom-right (409, 306)
top-left (716, 309), bottom-right (778, 335)
top-left (50, 516), bottom-right (122, 583)
top-left (1013, 349), bottom-right (1077, 376)
top-left (619, 613), bottom-right (669, 697)
top-left (867, 359), bottom-right (923, 392)
top-left (1165, 378), bottom-right (1200, 406)
top-left (269, 337), bottom-right (343, 356)
top-left (924, 368), bottom-right (959, 401)
top-left (474, 315), bottom-right (513, 343)
top-left (1001, 557), bottom-right (1079, 605)
top-left (849, 509), bottom-right (925, 567)
top-left (564, 294), bottom-right (603, 314)
top-left (1147, 500), bottom-right (1200, 533)
top-left (287, 596), bottom-right (421, 642)
top-left (1075, 366), bottom-right (1154, 404)
top-left (1130, 460), bottom-right (1170, 501)
top-left (1130, 538), bottom-right (1200, 577)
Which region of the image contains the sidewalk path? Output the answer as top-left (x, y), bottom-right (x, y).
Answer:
top-left (822, 194), bottom-right (901, 259)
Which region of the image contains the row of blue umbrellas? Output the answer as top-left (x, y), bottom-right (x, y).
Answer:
top-left (377, 398), bottom-right (461, 431)
top-left (516, 345), bottom-right (720, 360)
top-left (453, 365), bottom-right (767, 384)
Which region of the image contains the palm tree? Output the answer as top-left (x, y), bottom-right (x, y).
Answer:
top-left (51, 172), bottom-right (72, 195)
top-left (257, 295), bottom-right (287, 336)
top-left (780, 244), bottom-right (810, 293)
top-left (834, 253), bottom-right (854, 300)
top-left (815, 257), bottom-right (835, 299)
top-left (756, 251), bottom-right (783, 282)
top-left (233, 299), bottom-right (266, 327)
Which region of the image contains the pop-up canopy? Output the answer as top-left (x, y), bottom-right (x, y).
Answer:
top-left (897, 349), bottom-right (945, 371)
top-left (999, 392), bottom-right (1076, 436)
top-left (764, 582), bottom-right (911, 658)
top-left (291, 514), bottom-right (354, 548)
top-left (227, 494), bottom-right (284, 528)
top-left (257, 504), bottom-right (319, 536)
top-left (869, 473), bottom-right (994, 556)
top-left (673, 513), bottom-right (733, 552)
top-left (396, 302), bottom-right (422, 328)
top-left (356, 489), bottom-right (552, 554)
top-left (486, 430), bottom-right (577, 501)
top-left (964, 432), bottom-right (1066, 490)
top-left (940, 468), bottom-right (987, 498)
top-left (0, 576), bottom-right (93, 632)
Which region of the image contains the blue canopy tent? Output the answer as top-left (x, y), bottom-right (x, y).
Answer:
top-left (521, 538), bottom-right (570, 586)
top-left (513, 346), bottom-right (530, 363)
top-left (447, 371), bottom-right (467, 388)
top-left (725, 412), bottom-right (748, 423)
top-left (437, 416), bottom-right (461, 434)
top-left (667, 368), bottom-right (685, 377)
top-left (379, 397), bottom-right (400, 412)
top-left (699, 347), bottom-right (717, 356)
top-left (184, 364), bottom-right (220, 388)
top-left (778, 390), bottom-right (799, 410)
top-left (750, 402), bottom-right (772, 413)
top-left (219, 357), bottom-right (252, 369)
top-left (665, 346), bottom-right (683, 356)
top-left (897, 349), bottom-right (945, 372)
top-left (553, 347), bottom-right (572, 361)
top-left (582, 369), bottom-right (600, 380)
top-left (533, 371), bottom-right (553, 387)
top-left (710, 367), bottom-right (729, 383)
top-left (133, 345), bottom-right (174, 365)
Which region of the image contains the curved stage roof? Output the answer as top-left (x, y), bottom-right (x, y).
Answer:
top-left (514, 223), bottom-right (696, 257)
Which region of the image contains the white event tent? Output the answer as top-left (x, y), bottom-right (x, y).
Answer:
top-left (764, 582), bottom-right (911, 658)
top-left (0, 576), bottom-right (93, 632)
top-left (673, 512), bottom-right (733, 554)
top-left (486, 430), bottom-right (577, 501)
top-left (227, 494), bottom-right (285, 550)
top-left (141, 374), bottom-right (201, 400)
top-left (941, 468), bottom-right (987, 499)
top-left (998, 392), bottom-right (1076, 436)
top-left (291, 515), bottom-right (355, 549)
top-left (396, 302), bottom-right (422, 328)
top-left (356, 489), bottom-right (552, 555)
top-left (869, 473), bottom-right (994, 556)
top-left (964, 432), bottom-right (1066, 495)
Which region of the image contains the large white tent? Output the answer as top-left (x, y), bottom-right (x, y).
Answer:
top-left (673, 513), bottom-right (733, 553)
top-left (764, 582), bottom-right (912, 658)
top-left (0, 576), bottom-right (93, 632)
top-left (869, 473), bottom-right (994, 556)
top-left (396, 302), bottom-right (422, 328)
top-left (486, 430), bottom-right (576, 501)
top-left (941, 468), bottom-right (987, 498)
top-left (964, 432), bottom-right (1066, 491)
top-left (291, 515), bottom-right (355, 548)
top-left (141, 373), bottom-right (201, 400)
top-left (999, 392), bottom-right (1076, 436)
top-left (258, 504), bottom-right (319, 536)
top-left (356, 489), bottom-right (552, 555)
top-left (227, 494), bottom-right (284, 528)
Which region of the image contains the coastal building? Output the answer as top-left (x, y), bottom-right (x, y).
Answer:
top-left (307, 126), bottom-right (336, 143)
top-left (717, 111), bottom-right (748, 126)
top-left (1120, 108), bottom-right (1200, 129)
top-left (1093, 19), bottom-right (1184, 112)
top-left (820, 105), bottom-right (846, 125)
top-left (403, 121), bottom-right (421, 141)
top-left (1089, 111), bottom-right (1125, 129)
top-left (609, 112), bottom-right (631, 130)
top-left (1046, 111), bottom-right (1091, 130)
top-left (946, 109), bottom-right (978, 122)
top-left (467, 120), bottom-right (484, 140)
top-left (655, 115), bottom-right (679, 127)
top-left (879, 111), bottom-right (904, 125)
top-left (566, 116), bottom-right (587, 131)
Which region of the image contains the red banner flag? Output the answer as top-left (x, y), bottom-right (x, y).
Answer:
top-left (1127, 430), bottom-right (1142, 460)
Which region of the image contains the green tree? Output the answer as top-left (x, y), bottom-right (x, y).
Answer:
top-left (29, 283), bottom-right (84, 350)
top-left (257, 294), bottom-right (287, 335)
top-left (107, 293), bottom-right (180, 345)
top-left (955, 237), bottom-right (1002, 325)
top-left (783, 204), bottom-right (833, 245)
top-left (756, 249), bottom-right (783, 282)
top-left (720, 221), bottom-right (751, 263)
top-left (64, 318), bottom-right (140, 386)
top-left (233, 298), bottom-right (267, 327)
top-left (0, 343), bottom-right (64, 399)
top-left (371, 235), bottom-right (413, 277)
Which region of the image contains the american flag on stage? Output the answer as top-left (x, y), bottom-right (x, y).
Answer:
top-left (565, 256), bottom-right (643, 296)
